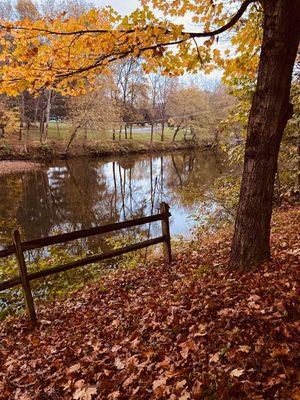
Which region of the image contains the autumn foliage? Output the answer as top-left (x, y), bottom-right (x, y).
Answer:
top-left (0, 205), bottom-right (299, 399)
top-left (0, 0), bottom-right (260, 96)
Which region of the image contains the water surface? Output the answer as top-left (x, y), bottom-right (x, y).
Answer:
top-left (0, 150), bottom-right (227, 251)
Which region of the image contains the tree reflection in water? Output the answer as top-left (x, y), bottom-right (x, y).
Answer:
top-left (0, 150), bottom-right (227, 251)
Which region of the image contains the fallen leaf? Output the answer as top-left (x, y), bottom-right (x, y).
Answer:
top-left (67, 364), bottom-right (81, 374)
top-left (153, 376), bottom-right (168, 391)
top-left (209, 352), bottom-right (220, 363)
top-left (114, 357), bottom-right (125, 370)
top-left (73, 386), bottom-right (97, 400)
top-left (238, 345), bottom-right (250, 353)
top-left (230, 368), bottom-right (244, 378)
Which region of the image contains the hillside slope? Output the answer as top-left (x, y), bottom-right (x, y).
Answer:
top-left (0, 205), bottom-right (299, 399)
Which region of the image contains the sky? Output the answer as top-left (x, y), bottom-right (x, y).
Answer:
top-left (93, 1), bottom-right (139, 15)
top-left (92, 0), bottom-right (223, 84)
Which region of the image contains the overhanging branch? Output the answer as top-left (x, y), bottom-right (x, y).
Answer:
top-left (0, 0), bottom-right (256, 38)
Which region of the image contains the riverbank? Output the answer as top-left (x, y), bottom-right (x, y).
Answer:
top-left (0, 204), bottom-right (298, 399)
top-left (0, 140), bottom-right (205, 161)
top-left (0, 161), bottom-right (41, 176)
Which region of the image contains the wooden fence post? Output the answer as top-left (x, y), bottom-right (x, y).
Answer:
top-left (13, 230), bottom-right (37, 323)
top-left (160, 202), bottom-right (172, 263)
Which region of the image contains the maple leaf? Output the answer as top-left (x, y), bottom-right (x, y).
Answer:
top-left (179, 390), bottom-right (191, 400)
top-left (238, 345), bottom-right (250, 353)
top-left (67, 363), bottom-right (81, 374)
top-left (107, 392), bottom-right (121, 400)
top-left (209, 352), bottom-right (220, 363)
top-left (179, 339), bottom-right (197, 359)
top-left (192, 381), bottom-right (203, 399)
top-left (271, 345), bottom-right (290, 357)
top-left (194, 323), bottom-right (207, 337)
top-left (152, 376), bottom-right (168, 391)
top-left (230, 368), bottom-right (244, 378)
top-left (123, 374), bottom-right (136, 388)
top-left (176, 380), bottom-right (187, 391)
top-left (73, 386), bottom-right (97, 400)
top-left (114, 357), bottom-right (125, 370)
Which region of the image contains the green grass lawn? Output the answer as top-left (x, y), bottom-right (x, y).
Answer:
top-left (26, 122), bottom-right (190, 143)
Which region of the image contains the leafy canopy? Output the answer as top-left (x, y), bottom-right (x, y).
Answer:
top-left (0, 0), bottom-right (262, 96)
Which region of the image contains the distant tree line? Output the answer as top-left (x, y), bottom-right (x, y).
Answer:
top-left (0, 0), bottom-right (235, 145)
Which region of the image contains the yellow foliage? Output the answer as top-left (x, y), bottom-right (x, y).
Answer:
top-left (0, 98), bottom-right (19, 135)
top-left (0, 1), bottom-right (262, 96)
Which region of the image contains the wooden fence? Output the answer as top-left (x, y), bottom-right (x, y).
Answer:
top-left (0, 202), bottom-right (172, 323)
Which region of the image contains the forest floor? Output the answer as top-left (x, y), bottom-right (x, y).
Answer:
top-left (0, 205), bottom-right (299, 399)
top-left (0, 140), bottom-right (202, 162)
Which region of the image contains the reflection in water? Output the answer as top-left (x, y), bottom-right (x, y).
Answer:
top-left (0, 150), bottom-right (226, 251)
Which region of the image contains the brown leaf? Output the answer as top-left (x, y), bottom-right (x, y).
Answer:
top-left (114, 357), bottom-right (125, 370)
top-left (67, 363), bottom-right (81, 374)
top-left (73, 386), bottom-right (97, 400)
top-left (230, 368), bottom-right (244, 378)
top-left (209, 352), bottom-right (220, 363)
top-left (238, 345), bottom-right (250, 353)
top-left (152, 376), bottom-right (168, 391)
top-left (179, 339), bottom-right (197, 359)
top-left (192, 381), bottom-right (203, 399)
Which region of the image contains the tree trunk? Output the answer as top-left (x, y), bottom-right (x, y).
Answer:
top-left (19, 93), bottom-right (25, 142)
top-left (44, 90), bottom-right (52, 142)
top-left (184, 127), bottom-right (188, 141)
top-left (172, 126), bottom-right (180, 142)
top-left (161, 121), bottom-right (165, 141)
top-left (26, 120), bottom-right (30, 142)
top-left (150, 123), bottom-right (154, 143)
top-left (19, 122), bottom-right (23, 141)
top-left (66, 125), bottom-right (81, 151)
top-left (56, 120), bottom-right (60, 139)
top-left (83, 124), bottom-right (88, 146)
top-left (230, 0), bottom-right (300, 269)
top-left (34, 97), bottom-right (39, 127)
top-left (297, 140), bottom-right (300, 194)
top-left (39, 109), bottom-right (45, 143)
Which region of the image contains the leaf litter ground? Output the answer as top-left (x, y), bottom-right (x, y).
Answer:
top-left (0, 205), bottom-right (299, 399)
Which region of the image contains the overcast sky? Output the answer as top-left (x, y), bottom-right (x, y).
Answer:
top-left (93, 1), bottom-right (139, 14)
top-left (91, 1), bottom-right (223, 83)
top-left (85, 1), bottom-right (223, 84)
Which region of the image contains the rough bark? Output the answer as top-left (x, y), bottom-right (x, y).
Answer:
top-left (44, 90), bottom-right (52, 142)
top-left (39, 109), bottom-right (45, 143)
top-left (161, 121), bottom-right (165, 141)
top-left (150, 123), bottom-right (154, 143)
top-left (172, 123), bottom-right (182, 142)
top-left (66, 125), bottom-right (81, 151)
top-left (230, 0), bottom-right (300, 268)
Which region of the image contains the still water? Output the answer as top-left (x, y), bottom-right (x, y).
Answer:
top-left (0, 150), bottom-right (227, 251)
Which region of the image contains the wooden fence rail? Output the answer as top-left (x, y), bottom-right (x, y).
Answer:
top-left (0, 202), bottom-right (172, 323)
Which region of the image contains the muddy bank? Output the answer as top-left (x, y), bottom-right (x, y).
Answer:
top-left (0, 140), bottom-right (207, 161)
top-left (0, 161), bottom-right (41, 176)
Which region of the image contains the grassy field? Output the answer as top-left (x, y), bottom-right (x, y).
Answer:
top-left (0, 122), bottom-right (199, 160)
top-left (24, 121), bottom-right (189, 143)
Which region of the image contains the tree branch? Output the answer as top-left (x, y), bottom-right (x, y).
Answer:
top-left (187, 0), bottom-right (256, 38)
top-left (0, 0), bottom-right (255, 38)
